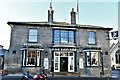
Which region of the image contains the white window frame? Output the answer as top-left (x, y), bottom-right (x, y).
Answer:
top-left (28, 29), bottom-right (38, 42)
top-left (54, 51), bottom-right (74, 72)
top-left (85, 50), bottom-right (100, 67)
top-left (22, 50), bottom-right (40, 67)
top-left (54, 52), bottom-right (60, 72)
top-left (88, 31), bottom-right (96, 45)
top-left (68, 52), bottom-right (74, 72)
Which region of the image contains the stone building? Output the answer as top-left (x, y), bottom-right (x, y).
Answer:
top-left (7, 8), bottom-right (112, 77)
top-left (111, 1), bottom-right (120, 69)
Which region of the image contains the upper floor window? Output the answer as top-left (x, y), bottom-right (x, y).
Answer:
top-left (53, 29), bottom-right (75, 43)
top-left (69, 31), bottom-right (74, 43)
top-left (88, 31), bottom-right (96, 45)
top-left (28, 29), bottom-right (38, 42)
top-left (54, 30), bottom-right (60, 43)
top-left (61, 30), bottom-right (68, 43)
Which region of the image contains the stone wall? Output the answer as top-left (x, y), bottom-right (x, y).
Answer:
top-left (7, 24), bottom-right (111, 76)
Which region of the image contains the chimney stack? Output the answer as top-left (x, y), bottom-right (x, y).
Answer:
top-left (48, 10), bottom-right (54, 23)
top-left (48, 1), bottom-right (53, 24)
top-left (70, 8), bottom-right (76, 25)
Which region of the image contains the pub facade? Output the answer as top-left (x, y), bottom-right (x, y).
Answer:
top-left (7, 8), bottom-right (112, 77)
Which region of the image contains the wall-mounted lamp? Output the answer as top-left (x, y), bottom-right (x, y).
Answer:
top-left (12, 50), bottom-right (16, 54)
top-left (45, 51), bottom-right (48, 56)
top-left (80, 52), bottom-right (83, 56)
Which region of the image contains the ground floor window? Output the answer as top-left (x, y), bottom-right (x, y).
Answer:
top-left (85, 51), bottom-right (100, 67)
top-left (54, 51), bottom-right (75, 72)
top-left (22, 50), bottom-right (41, 67)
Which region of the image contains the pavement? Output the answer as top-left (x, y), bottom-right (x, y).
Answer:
top-left (1, 73), bottom-right (118, 80)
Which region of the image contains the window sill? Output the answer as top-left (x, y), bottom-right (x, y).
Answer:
top-left (85, 66), bottom-right (99, 67)
top-left (21, 66), bottom-right (41, 67)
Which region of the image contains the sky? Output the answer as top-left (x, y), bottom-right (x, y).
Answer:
top-left (0, 0), bottom-right (119, 49)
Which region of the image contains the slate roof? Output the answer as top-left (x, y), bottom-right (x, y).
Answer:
top-left (7, 21), bottom-right (113, 30)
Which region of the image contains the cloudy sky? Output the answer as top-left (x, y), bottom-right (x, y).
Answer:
top-left (0, 0), bottom-right (119, 49)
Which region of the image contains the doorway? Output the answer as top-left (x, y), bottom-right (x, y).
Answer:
top-left (60, 57), bottom-right (68, 72)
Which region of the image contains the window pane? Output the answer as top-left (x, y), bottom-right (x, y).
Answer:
top-left (55, 57), bottom-right (58, 62)
top-left (54, 30), bottom-right (60, 43)
top-left (29, 29), bottom-right (38, 35)
top-left (86, 52), bottom-right (90, 66)
top-left (60, 52), bottom-right (68, 56)
top-left (28, 29), bottom-right (38, 42)
top-left (61, 30), bottom-right (68, 43)
top-left (55, 63), bottom-right (58, 70)
top-left (70, 57), bottom-right (74, 70)
top-left (29, 36), bottom-right (37, 42)
top-left (69, 31), bottom-right (74, 43)
top-left (27, 50), bottom-right (37, 66)
top-left (55, 52), bottom-right (60, 56)
top-left (91, 52), bottom-right (98, 66)
top-left (88, 32), bottom-right (96, 44)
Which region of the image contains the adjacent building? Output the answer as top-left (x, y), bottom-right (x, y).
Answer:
top-left (112, 1), bottom-right (120, 69)
top-left (6, 8), bottom-right (113, 77)
top-left (0, 45), bottom-right (7, 70)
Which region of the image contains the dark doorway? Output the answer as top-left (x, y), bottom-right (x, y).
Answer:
top-left (60, 57), bottom-right (68, 72)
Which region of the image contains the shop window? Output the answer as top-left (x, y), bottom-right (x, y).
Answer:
top-left (85, 51), bottom-right (99, 66)
top-left (22, 50), bottom-right (40, 67)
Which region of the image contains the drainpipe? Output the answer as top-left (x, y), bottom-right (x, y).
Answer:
top-left (101, 52), bottom-right (104, 75)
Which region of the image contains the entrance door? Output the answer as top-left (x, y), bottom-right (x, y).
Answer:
top-left (60, 57), bottom-right (68, 72)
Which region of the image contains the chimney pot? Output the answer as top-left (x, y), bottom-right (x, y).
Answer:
top-left (70, 8), bottom-right (76, 25)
